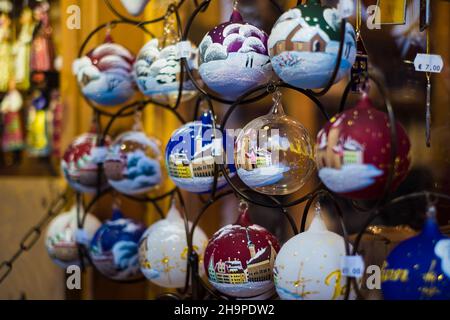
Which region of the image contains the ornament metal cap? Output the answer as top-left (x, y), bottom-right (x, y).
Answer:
top-left (308, 212), bottom-right (328, 233)
top-left (422, 205), bottom-right (442, 238)
top-left (235, 201), bottom-right (251, 227)
top-left (166, 201), bottom-right (182, 222)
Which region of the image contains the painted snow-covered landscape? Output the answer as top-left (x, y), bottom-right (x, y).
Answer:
top-left (73, 42), bottom-right (135, 106)
top-left (199, 22), bottom-right (273, 98)
top-left (318, 163), bottom-right (383, 193)
top-left (133, 39), bottom-right (198, 102)
top-left (268, 7), bottom-right (356, 89)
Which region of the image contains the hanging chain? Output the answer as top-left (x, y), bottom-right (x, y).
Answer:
top-left (0, 189), bottom-right (70, 285)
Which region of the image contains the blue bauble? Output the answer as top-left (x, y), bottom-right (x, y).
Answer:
top-left (268, 0), bottom-right (356, 89)
top-left (90, 209), bottom-right (146, 281)
top-left (165, 111), bottom-right (236, 193)
top-left (381, 217), bottom-right (450, 300)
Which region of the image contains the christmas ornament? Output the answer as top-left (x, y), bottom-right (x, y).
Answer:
top-left (104, 129), bottom-right (162, 196)
top-left (45, 205), bottom-right (101, 268)
top-left (274, 204), bottom-right (355, 300)
top-left (90, 207), bottom-right (145, 281)
top-left (134, 10), bottom-right (199, 104)
top-left (1, 86), bottom-right (24, 152)
top-left (235, 91), bottom-right (315, 195)
top-left (204, 202), bottom-right (280, 298)
top-left (31, 1), bottom-right (55, 72)
top-left (0, 12), bottom-right (13, 92)
top-left (14, 7), bottom-right (35, 91)
top-left (139, 201), bottom-right (208, 288)
top-left (165, 111), bottom-right (235, 193)
top-left (119, 0), bottom-right (149, 16)
top-left (198, 8), bottom-right (273, 98)
top-left (381, 205), bottom-right (450, 300)
top-left (316, 94), bottom-right (411, 200)
top-left (26, 91), bottom-right (50, 157)
top-left (268, 0), bottom-right (356, 89)
top-left (73, 33), bottom-right (136, 106)
top-left (61, 129), bottom-right (111, 194)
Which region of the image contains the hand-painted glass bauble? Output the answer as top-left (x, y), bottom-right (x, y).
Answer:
top-left (165, 111), bottom-right (236, 193)
top-left (119, 0), bottom-right (149, 16)
top-left (274, 213), bottom-right (355, 300)
top-left (198, 9), bottom-right (273, 99)
top-left (139, 202), bottom-right (208, 288)
top-left (268, 0), bottom-right (356, 89)
top-left (381, 211), bottom-right (450, 300)
top-left (104, 131), bottom-right (162, 195)
top-left (235, 97), bottom-right (315, 195)
top-left (90, 208), bottom-right (145, 281)
top-left (73, 36), bottom-right (135, 106)
top-left (204, 208), bottom-right (280, 298)
top-left (316, 95), bottom-right (411, 200)
top-left (45, 206), bottom-right (101, 268)
top-left (134, 38), bottom-right (199, 104)
top-left (62, 132), bottom-right (111, 194)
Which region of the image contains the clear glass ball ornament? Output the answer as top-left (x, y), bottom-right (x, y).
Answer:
top-left (235, 91), bottom-right (315, 195)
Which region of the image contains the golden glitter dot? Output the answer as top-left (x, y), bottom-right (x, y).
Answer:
top-left (369, 115), bottom-right (374, 120)
top-left (365, 128), bottom-right (371, 133)
top-left (330, 116), bottom-right (337, 123)
top-left (414, 264), bottom-right (420, 270)
top-left (347, 120), bottom-right (354, 126)
top-left (162, 257), bottom-right (169, 264)
top-left (438, 275), bottom-right (444, 281)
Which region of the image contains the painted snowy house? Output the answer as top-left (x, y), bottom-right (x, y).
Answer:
top-left (342, 137), bottom-right (364, 165)
top-left (269, 18), bottom-right (330, 57)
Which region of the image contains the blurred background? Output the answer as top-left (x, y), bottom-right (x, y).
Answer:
top-left (0, 0), bottom-right (449, 299)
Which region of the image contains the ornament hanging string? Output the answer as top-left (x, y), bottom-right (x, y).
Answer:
top-left (425, 28), bottom-right (432, 148)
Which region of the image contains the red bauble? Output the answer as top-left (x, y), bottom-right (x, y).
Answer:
top-left (316, 95), bottom-right (411, 200)
top-left (204, 209), bottom-right (280, 298)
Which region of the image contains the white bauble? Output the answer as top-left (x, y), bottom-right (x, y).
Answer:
top-left (45, 206), bottom-right (101, 268)
top-left (139, 203), bottom-right (208, 288)
top-left (274, 213), bottom-right (355, 300)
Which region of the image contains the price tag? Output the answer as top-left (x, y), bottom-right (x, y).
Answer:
top-left (435, 239), bottom-right (450, 278)
top-left (414, 54), bottom-right (444, 73)
top-left (91, 146), bottom-right (108, 163)
top-left (340, 255), bottom-right (365, 278)
top-left (176, 41), bottom-right (193, 59)
top-left (75, 229), bottom-right (90, 246)
top-left (338, 0), bottom-right (354, 18)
